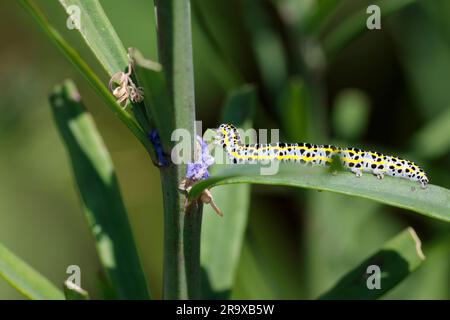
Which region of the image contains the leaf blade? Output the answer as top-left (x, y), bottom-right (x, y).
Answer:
top-left (189, 164), bottom-right (450, 222)
top-left (0, 243), bottom-right (64, 300)
top-left (63, 280), bottom-right (90, 300)
top-left (49, 80), bottom-right (151, 299)
top-left (19, 0), bottom-right (151, 152)
top-left (319, 227), bottom-right (426, 299)
top-left (59, 0), bottom-right (128, 75)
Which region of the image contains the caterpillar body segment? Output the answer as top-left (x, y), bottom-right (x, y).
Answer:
top-left (215, 124), bottom-right (429, 189)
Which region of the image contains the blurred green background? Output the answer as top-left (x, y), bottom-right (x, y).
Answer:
top-left (0, 0), bottom-right (448, 299)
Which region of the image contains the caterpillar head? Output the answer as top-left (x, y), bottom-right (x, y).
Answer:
top-left (419, 174), bottom-right (429, 189)
top-left (214, 124), bottom-right (226, 146)
top-left (215, 123), bottom-right (239, 148)
top-left (411, 164), bottom-right (429, 189)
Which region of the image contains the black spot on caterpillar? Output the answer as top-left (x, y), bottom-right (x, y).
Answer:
top-left (215, 124), bottom-right (429, 189)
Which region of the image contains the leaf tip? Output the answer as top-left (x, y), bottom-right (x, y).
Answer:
top-left (407, 227), bottom-right (426, 261)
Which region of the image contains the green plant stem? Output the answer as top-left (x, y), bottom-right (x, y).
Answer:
top-left (154, 0), bottom-right (202, 299)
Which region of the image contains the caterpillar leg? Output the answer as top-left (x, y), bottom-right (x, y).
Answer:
top-left (351, 168), bottom-right (362, 177)
top-left (420, 179), bottom-right (428, 189)
top-left (375, 172), bottom-right (384, 180)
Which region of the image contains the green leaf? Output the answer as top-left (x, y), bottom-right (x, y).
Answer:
top-left (385, 236), bottom-right (450, 299)
top-left (303, 192), bottom-right (401, 298)
top-left (19, 0), bottom-right (152, 153)
top-left (59, 0), bottom-right (128, 75)
top-left (63, 280), bottom-right (90, 300)
top-left (57, 1), bottom-right (155, 142)
top-left (49, 80), bottom-right (150, 299)
top-left (0, 242), bottom-right (64, 300)
top-left (322, 0), bottom-right (418, 59)
top-left (57, 1), bottom-right (155, 147)
top-left (319, 227), bottom-right (425, 299)
top-left (189, 164), bottom-right (450, 222)
top-left (201, 85), bottom-right (256, 299)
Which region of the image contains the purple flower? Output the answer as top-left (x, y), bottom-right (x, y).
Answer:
top-left (182, 135), bottom-right (222, 217)
top-left (186, 135), bottom-right (214, 181)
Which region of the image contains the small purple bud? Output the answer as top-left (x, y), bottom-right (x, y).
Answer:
top-left (186, 135), bottom-right (214, 181)
top-left (148, 129), bottom-right (168, 166)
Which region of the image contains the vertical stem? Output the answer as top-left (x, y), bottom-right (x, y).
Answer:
top-left (154, 0), bottom-right (202, 299)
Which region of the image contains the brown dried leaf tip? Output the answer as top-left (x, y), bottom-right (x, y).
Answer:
top-left (108, 50), bottom-right (144, 109)
top-left (179, 179), bottom-right (223, 218)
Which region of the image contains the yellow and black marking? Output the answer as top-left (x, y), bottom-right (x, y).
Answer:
top-left (215, 123), bottom-right (429, 189)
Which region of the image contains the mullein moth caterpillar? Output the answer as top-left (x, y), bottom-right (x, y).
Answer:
top-left (214, 123), bottom-right (429, 189)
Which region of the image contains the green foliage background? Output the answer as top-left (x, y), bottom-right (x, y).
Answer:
top-left (0, 0), bottom-right (448, 299)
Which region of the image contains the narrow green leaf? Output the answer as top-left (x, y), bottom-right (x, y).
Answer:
top-left (63, 280), bottom-right (90, 300)
top-left (385, 236), bottom-right (450, 299)
top-left (19, 0), bottom-right (151, 153)
top-left (201, 85), bottom-right (256, 299)
top-left (189, 164), bottom-right (450, 222)
top-left (49, 80), bottom-right (150, 299)
top-left (57, 1), bottom-right (155, 146)
top-left (0, 242), bottom-right (64, 300)
top-left (322, 0), bottom-right (418, 59)
top-left (319, 227), bottom-right (426, 299)
top-left (57, 2), bottom-right (155, 142)
top-left (59, 0), bottom-right (128, 75)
